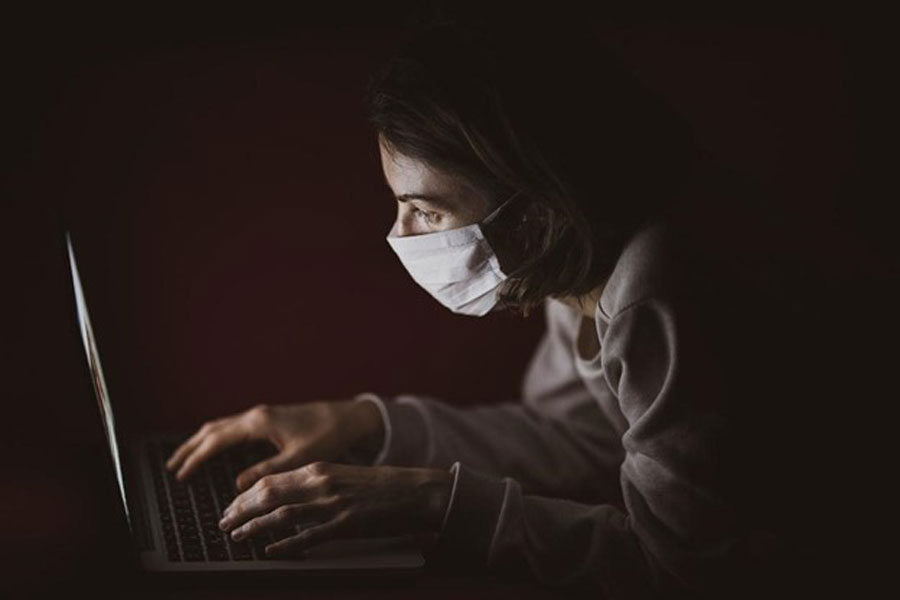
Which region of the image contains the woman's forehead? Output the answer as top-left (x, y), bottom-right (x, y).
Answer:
top-left (380, 144), bottom-right (463, 200)
top-left (377, 137), bottom-right (496, 220)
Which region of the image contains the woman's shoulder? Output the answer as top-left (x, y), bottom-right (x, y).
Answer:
top-left (542, 215), bottom-right (730, 327)
top-left (598, 217), bottom-right (685, 321)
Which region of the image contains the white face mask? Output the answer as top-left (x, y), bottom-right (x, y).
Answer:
top-left (386, 191), bottom-right (522, 317)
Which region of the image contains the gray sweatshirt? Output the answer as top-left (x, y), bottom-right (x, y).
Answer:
top-left (349, 216), bottom-right (832, 598)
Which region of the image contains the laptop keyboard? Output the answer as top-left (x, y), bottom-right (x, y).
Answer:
top-left (148, 440), bottom-right (300, 562)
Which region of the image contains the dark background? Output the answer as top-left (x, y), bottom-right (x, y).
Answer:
top-left (1, 4), bottom-right (892, 597)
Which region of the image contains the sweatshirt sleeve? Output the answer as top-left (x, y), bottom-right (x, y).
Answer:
top-left (422, 298), bottom-right (752, 597)
top-left (349, 297), bottom-right (625, 505)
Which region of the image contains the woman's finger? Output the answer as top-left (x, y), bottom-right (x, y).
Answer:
top-left (235, 450), bottom-right (303, 493)
top-left (166, 404), bottom-right (268, 472)
top-left (220, 472), bottom-right (303, 531)
top-left (165, 421), bottom-right (222, 471)
top-left (264, 517), bottom-right (346, 557)
top-left (229, 500), bottom-right (335, 543)
top-left (175, 422), bottom-right (251, 481)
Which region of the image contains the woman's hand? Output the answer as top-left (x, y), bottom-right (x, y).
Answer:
top-left (165, 400), bottom-right (384, 491)
top-left (217, 461), bottom-right (453, 557)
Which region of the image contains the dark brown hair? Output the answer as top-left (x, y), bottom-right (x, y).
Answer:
top-left (365, 13), bottom-right (701, 317)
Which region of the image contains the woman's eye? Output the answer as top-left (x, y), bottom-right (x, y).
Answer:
top-left (413, 207), bottom-right (441, 225)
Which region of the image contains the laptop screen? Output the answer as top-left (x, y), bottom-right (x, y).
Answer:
top-left (66, 232), bottom-right (131, 530)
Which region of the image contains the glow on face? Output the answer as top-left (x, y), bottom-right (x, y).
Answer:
top-left (378, 136), bottom-right (494, 237)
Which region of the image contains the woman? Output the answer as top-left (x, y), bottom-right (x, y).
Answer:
top-left (164, 18), bottom-right (853, 597)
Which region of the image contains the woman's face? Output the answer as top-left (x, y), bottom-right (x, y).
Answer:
top-left (379, 137), bottom-right (495, 236)
top-left (379, 136), bottom-right (601, 318)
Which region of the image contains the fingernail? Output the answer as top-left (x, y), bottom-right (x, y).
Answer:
top-left (231, 528), bottom-right (245, 541)
top-left (219, 518), bottom-right (229, 531)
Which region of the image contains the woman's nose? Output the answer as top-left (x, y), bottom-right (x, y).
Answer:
top-left (387, 219), bottom-right (407, 238)
top-left (389, 211), bottom-right (416, 238)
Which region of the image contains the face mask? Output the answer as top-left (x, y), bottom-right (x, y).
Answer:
top-left (386, 191), bottom-right (522, 317)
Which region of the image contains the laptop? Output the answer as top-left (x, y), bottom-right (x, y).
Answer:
top-left (65, 231), bottom-right (425, 574)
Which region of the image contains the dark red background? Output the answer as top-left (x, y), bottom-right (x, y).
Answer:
top-left (2, 6), bottom-right (889, 597)
top-left (7, 17), bottom-right (882, 442)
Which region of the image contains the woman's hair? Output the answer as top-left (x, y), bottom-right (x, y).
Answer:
top-left (364, 13), bottom-right (703, 318)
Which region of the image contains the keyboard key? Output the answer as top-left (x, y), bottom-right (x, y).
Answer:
top-left (183, 548), bottom-right (205, 562)
top-left (149, 444), bottom-right (184, 562)
top-left (249, 534), bottom-right (272, 559)
top-left (271, 527), bottom-right (298, 542)
top-left (162, 522), bottom-right (176, 543)
top-left (147, 439), bottom-right (304, 563)
top-left (165, 542), bottom-right (182, 561)
top-left (228, 539), bottom-right (254, 560)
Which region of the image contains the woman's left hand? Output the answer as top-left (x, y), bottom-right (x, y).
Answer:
top-left (218, 461), bottom-right (454, 557)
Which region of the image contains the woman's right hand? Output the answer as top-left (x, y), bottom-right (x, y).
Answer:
top-left (164, 399), bottom-right (384, 492)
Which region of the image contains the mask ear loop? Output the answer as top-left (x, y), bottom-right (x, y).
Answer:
top-left (481, 190), bottom-right (524, 227)
top-left (479, 190), bottom-right (527, 281)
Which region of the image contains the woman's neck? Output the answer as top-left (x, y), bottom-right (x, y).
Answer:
top-left (555, 280), bottom-right (607, 319)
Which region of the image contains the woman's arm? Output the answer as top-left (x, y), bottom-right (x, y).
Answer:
top-left (347, 298), bottom-right (625, 506)
top-left (420, 298), bottom-right (768, 597)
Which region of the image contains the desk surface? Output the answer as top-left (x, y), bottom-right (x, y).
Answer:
top-left (2, 442), bottom-right (583, 598)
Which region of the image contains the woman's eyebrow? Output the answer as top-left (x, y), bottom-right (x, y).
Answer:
top-left (395, 192), bottom-right (454, 209)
